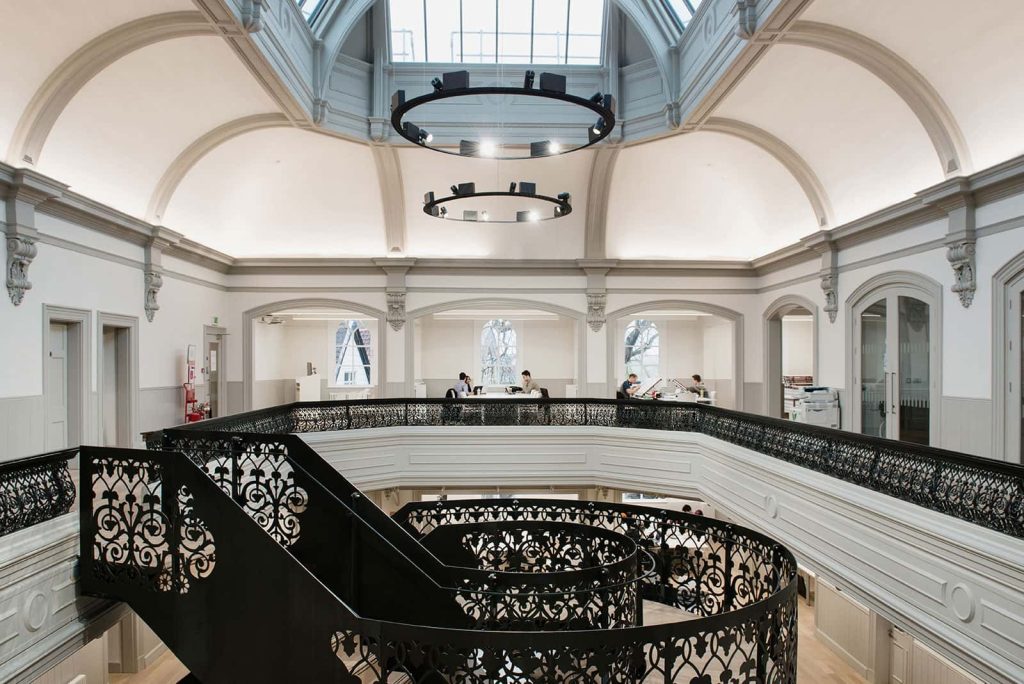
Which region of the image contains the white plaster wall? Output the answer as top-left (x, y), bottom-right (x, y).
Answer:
top-left (781, 318), bottom-right (814, 377)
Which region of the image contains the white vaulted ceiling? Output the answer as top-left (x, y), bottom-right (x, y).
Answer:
top-left (164, 127), bottom-right (387, 258)
top-left (1, 0), bottom-right (1023, 262)
top-left (606, 132), bottom-right (819, 260)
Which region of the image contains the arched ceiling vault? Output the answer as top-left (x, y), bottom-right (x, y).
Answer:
top-left (779, 21), bottom-right (972, 177)
top-left (147, 113), bottom-right (291, 223)
top-left (6, 12), bottom-right (214, 167)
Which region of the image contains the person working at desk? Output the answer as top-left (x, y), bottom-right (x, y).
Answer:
top-left (453, 372), bottom-right (470, 396)
top-left (520, 370), bottom-right (541, 394)
top-left (620, 373), bottom-right (640, 397)
top-left (686, 374), bottom-right (707, 397)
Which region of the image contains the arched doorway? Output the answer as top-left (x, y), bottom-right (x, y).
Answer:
top-left (763, 296), bottom-right (818, 419)
top-left (605, 301), bottom-right (744, 409)
top-left (404, 298), bottom-right (587, 397)
top-left (846, 273), bottom-right (942, 445)
top-left (994, 251), bottom-right (1024, 463)
top-left (242, 298), bottom-right (387, 411)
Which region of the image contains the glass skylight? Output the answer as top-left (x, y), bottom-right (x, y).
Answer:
top-left (666, 0), bottom-right (703, 27)
top-left (295, 0), bottom-right (328, 23)
top-left (389, 0), bottom-right (605, 64)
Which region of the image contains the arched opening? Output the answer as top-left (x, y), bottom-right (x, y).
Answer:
top-left (846, 273), bottom-right (942, 445)
top-left (405, 299), bottom-right (586, 397)
top-left (606, 301), bottom-right (744, 409)
top-left (243, 299), bottom-right (386, 410)
top-left (993, 250), bottom-right (1024, 463)
top-left (763, 296), bottom-right (818, 419)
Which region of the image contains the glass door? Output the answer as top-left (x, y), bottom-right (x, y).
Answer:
top-left (856, 294), bottom-right (932, 444)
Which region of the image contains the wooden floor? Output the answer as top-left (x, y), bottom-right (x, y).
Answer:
top-left (110, 598), bottom-right (865, 683)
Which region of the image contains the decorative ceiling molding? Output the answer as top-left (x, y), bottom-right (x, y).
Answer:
top-left (5, 12), bottom-right (216, 167)
top-left (702, 117), bottom-right (834, 228)
top-left (780, 21), bottom-right (973, 177)
top-left (369, 145), bottom-right (407, 255)
top-left (146, 113), bottom-right (291, 223)
top-left (585, 148), bottom-right (621, 259)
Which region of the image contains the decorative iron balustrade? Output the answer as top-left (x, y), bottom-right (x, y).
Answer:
top-left (0, 448), bottom-right (77, 536)
top-left (81, 441), bottom-right (798, 683)
top-left (154, 398), bottom-right (1024, 538)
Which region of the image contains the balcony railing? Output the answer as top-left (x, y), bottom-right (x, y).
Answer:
top-left (156, 398), bottom-right (1024, 538)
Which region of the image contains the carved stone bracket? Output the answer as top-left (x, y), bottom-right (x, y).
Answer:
top-left (946, 240), bottom-right (976, 308)
top-left (6, 236), bottom-right (37, 306)
top-left (736, 0), bottom-right (758, 39)
top-left (386, 291), bottom-right (406, 331)
top-left (919, 179), bottom-right (976, 309)
top-left (313, 98), bottom-right (328, 125)
top-left (820, 272), bottom-right (838, 324)
top-left (241, 0), bottom-right (264, 32)
top-left (3, 169), bottom-right (65, 306)
top-left (144, 270), bottom-right (163, 323)
top-left (587, 292), bottom-right (607, 332)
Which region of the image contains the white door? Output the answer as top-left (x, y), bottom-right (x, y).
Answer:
top-left (854, 292), bottom-right (934, 445)
top-left (889, 626), bottom-right (912, 684)
top-left (46, 323), bottom-right (69, 450)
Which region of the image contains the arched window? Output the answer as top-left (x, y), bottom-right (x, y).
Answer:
top-left (481, 319), bottom-right (518, 385)
top-left (624, 319), bottom-right (659, 380)
top-left (334, 320), bottom-right (372, 386)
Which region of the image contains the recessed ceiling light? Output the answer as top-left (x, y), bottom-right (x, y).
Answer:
top-left (480, 141), bottom-right (496, 157)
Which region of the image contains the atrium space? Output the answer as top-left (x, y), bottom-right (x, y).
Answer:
top-left (1, 1), bottom-right (1023, 683)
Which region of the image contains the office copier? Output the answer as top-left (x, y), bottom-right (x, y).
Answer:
top-left (790, 387), bottom-right (840, 428)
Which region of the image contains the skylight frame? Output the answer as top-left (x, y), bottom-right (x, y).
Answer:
top-left (389, 0), bottom-right (606, 66)
top-left (295, 0), bottom-right (330, 24)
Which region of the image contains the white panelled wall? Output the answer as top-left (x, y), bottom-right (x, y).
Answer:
top-left (3, 182), bottom-right (1024, 460)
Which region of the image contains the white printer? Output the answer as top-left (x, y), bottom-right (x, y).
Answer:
top-left (791, 387), bottom-right (840, 429)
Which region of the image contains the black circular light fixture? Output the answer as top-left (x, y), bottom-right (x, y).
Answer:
top-left (392, 70), bottom-right (616, 160)
top-left (423, 182), bottom-right (572, 223)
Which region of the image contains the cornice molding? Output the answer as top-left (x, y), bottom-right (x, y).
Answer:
top-left (2, 154), bottom-right (1023, 282)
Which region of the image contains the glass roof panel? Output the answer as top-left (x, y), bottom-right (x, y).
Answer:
top-left (391, 0), bottom-right (425, 62)
top-left (389, 0), bottom-right (605, 65)
top-left (295, 0), bottom-right (329, 23)
top-left (666, 0), bottom-right (702, 27)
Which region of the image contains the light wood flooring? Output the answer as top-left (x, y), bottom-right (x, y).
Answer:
top-left (110, 598), bottom-right (865, 683)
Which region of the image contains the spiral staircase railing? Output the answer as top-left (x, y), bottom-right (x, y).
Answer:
top-left (4, 396), bottom-right (1021, 681)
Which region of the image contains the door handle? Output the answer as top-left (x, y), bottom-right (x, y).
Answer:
top-left (890, 372), bottom-right (897, 414)
top-left (879, 374), bottom-right (887, 418)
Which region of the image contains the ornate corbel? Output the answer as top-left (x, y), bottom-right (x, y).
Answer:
top-left (313, 98), bottom-right (328, 126)
top-left (143, 228), bottom-right (181, 323)
top-left (3, 169), bottom-right (64, 306)
top-left (386, 291), bottom-right (406, 331)
top-left (586, 292), bottom-right (607, 332)
top-left (919, 179), bottom-right (976, 308)
top-left (946, 240), bottom-right (976, 308)
top-left (241, 0), bottom-right (264, 32)
top-left (144, 270), bottom-right (163, 322)
top-left (820, 272), bottom-right (838, 324)
top-left (736, 0), bottom-right (758, 39)
top-left (6, 236), bottom-right (37, 306)
top-left (664, 102), bottom-right (682, 130)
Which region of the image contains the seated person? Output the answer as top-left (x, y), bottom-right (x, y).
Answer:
top-left (519, 370), bottom-right (541, 394)
top-left (620, 373), bottom-right (640, 397)
top-left (453, 372), bottom-right (470, 396)
top-left (685, 374), bottom-right (707, 397)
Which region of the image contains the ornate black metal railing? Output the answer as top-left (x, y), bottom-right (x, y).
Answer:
top-left (153, 398), bottom-right (1024, 538)
top-left (0, 448), bottom-right (77, 536)
top-left (80, 442), bottom-right (798, 682)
